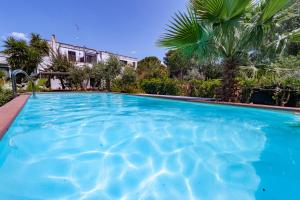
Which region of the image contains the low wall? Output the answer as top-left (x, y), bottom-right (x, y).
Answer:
top-left (134, 94), bottom-right (300, 113)
top-left (0, 94), bottom-right (30, 139)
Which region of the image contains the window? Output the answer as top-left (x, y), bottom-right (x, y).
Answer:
top-left (120, 60), bottom-right (128, 66)
top-left (86, 54), bottom-right (97, 64)
top-left (132, 62), bottom-right (136, 68)
top-left (68, 51), bottom-right (76, 62)
top-left (79, 57), bottom-right (85, 62)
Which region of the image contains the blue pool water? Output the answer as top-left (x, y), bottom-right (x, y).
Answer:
top-left (0, 93), bottom-right (299, 200)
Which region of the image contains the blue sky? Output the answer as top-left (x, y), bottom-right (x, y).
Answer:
top-left (0, 0), bottom-right (187, 60)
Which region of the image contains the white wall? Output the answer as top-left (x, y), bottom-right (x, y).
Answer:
top-left (50, 78), bottom-right (62, 90)
top-left (36, 35), bottom-right (139, 89)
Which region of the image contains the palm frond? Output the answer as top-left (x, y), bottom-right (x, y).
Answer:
top-left (191, 0), bottom-right (224, 21)
top-left (191, 0), bottom-right (251, 22)
top-left (158, 9), bottom-right (201, 48)
top-left (220, 0), bottom-right (252, 20)
top-left (260, 0), bottom-right (292, 22)
top-left (158, 9), bottom-right (215, 60)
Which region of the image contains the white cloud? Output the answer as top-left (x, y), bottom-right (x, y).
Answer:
top-left (131, 50), bottom-right (137, 55)
top-left (11, 32), bottom-right (29, 41)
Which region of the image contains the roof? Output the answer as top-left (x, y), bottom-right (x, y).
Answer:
top-left (39, 71), bottom-right (70, 76)
top-left (0, 53), bottom-right (9, 65)
top-left (47, 40), bottom-right (138, 61)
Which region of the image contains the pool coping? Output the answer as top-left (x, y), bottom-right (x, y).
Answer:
top-left (0, 94), bottom-right (31, 140)
top-left (132, 94), bottom-right (300, 113)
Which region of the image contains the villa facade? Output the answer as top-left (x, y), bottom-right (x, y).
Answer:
top-left (1, 35), bottom-right (138, 89)
top-left (41, 35), bottom-right (138, 89)
top-left (0, 53), bottom-right (10, 78)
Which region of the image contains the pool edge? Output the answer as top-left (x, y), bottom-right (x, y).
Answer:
top-left (0, 94), bottom-right (31, 140)
top-left (131, 93), bottom-right (300, 114)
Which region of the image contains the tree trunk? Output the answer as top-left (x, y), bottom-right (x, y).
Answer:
top-left (220, 57), bottom-right (239, 102)
top-left (180, 69), bottom-right (183, 81)
top-left (106, 79), bottom-right (111, 91)
top-left (59, 77), bottom-right (66, 90)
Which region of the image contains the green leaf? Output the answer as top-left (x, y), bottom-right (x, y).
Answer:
top-left (220, 0), bottom-right (252, 20)
top-left (191, 0), bottom-right (224, 21)
top-left (158, 9), bottom-right (202, 47)
top-left (288, 28), bottom-right (300, 43)
top-left (261, 0), bottom-right (291, 22)
top-left (191, 0), bottom-right (251, 22)
top-left (158, 9), bottom-right (215, 60)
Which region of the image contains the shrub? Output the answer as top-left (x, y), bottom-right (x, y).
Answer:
top-left (140, 78), bottom-right (180, 95)
top-left (112, 78), bottom-right (122, 92)
top-left (122, 67), bottom-right (137, 86)
top-left (0, 88), bottom-right (13, 107)
top-left (69, 66), bottom-right (90, 90)
top-left (189, 79), bottom-right (221, 98)
top-left (120, 67), bottom-right (140, 93)
top-left (0, 71), bottom-right (6, 86)
top-left (27, 78), bottom-right (49, 92)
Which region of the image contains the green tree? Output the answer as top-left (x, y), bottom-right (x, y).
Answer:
top-left (158, 0), bottom-right (300, 102)
top-left (69, 65), bottom-right (90, 90)
top-left (29, 33), bottom-right (49, 55)
top-left (3, 37), bottom-right (28, 71)
top-left (164, 50), bottom-right (190, 80)
top-left (104, 55), bottom-right (121, 91)
top-left (121, 66), bottom-right (138, 91)
top-left (91, 62), bottom-right (105, 89)
top-left (3, 33), bottom-right (49, 75)
top-left (137, 56), bottom-right (168, 79)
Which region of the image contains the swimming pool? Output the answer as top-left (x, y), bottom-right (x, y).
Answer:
top-left (0, 93), bottom-right (299, 199)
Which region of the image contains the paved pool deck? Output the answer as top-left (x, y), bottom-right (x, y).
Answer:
top-left (0, 94), bottom-right (30, 139)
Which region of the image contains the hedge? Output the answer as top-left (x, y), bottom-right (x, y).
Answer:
top-left (0, 88), bottom-right (13, 107)
top-left (189, 79), bottom-right (221, 98)
top-left (140, 78), bottom-right (180, 95)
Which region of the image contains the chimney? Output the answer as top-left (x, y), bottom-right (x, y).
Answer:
top-left (51, 34), bottom-right (56, 43)
top-left (50, 34), bottom-right (58, 55)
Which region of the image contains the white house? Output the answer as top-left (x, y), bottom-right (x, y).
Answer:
top-left (0, 53), bottom-right (10, 78)
top-left (38, 35), bottom-right (138, 89)
top-left (2, 34), bottom-right (138, 89)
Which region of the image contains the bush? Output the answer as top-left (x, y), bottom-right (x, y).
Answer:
top-left (0, 88), bottom-right (13, 107)
top-left (69, 66), bottom-right (90, 90)
top-left (122, 67), bottom-right (137, 86)
top-left (27, 78), bottom-right (49, 92)
top-left (140, 78), bottom-right (180, 95)
top-left (0, 71), bottom-right (6, 86)
top-left (112, 78), bottom-right (122, 92)
top-left (112, 76), bottom-right (141, 94)
top-left (189, 79), bottom-right (221, 98)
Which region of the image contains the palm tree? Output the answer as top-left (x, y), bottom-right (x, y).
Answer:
top-left (3, 33), bottom-right (49, 75)
top-left (158, 0), bottom-right (300, 102)
top-left (3, 37), bottom-right (28, 71)
top-left (29, 33), bottom-right (49, 56)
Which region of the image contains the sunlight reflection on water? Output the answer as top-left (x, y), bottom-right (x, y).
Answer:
top-left (0, 93), bottom-right (299, 199)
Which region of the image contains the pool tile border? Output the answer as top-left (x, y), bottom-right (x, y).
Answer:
top-left (0, 94), bottom-right (30, 139)
top-left (133, 94), bottom-right (300, 113)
